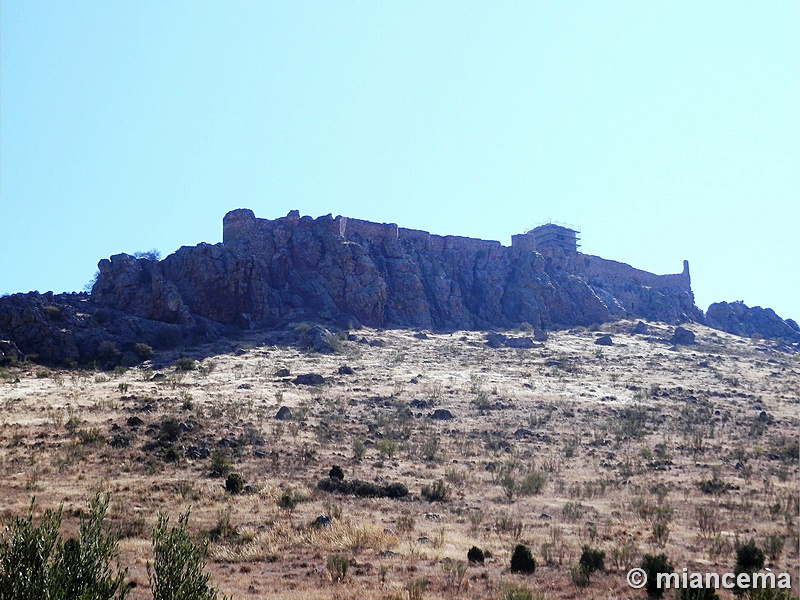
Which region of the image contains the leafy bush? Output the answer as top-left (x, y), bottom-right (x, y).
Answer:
top-left (734, 539), bottom-right (765, 596)
top-left (641, 553), bottom-right (673, 599)
top-left (148, 510), bottom-right (222, 600)
top-left (209, 449), bottom-right (232, 478)
top-left (500, 584), bottom-right (535, 600)
top-left (467, 546), bottom-right (485, 564)
top-left (0, 494), bottom-right (129, 600)
top-left (579, 545), bottom-right (605, 577)
top-left (329, 465), bottom-right (344, 481)
top-left (224, 473), bottom-right (244, 494)
top-left (173, 357), bottom-right (197, 372)
top-left (132, 343), bottom-right (155, 361)
top-left (510, 544), bottom-right (536, 574)
top-left (421, 479), bottom-right (451, 502)
top-left (675, 587), bottom-right (720, 600)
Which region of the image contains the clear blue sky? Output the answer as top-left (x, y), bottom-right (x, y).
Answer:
top-left (2, 2), bottom-right (798, 321)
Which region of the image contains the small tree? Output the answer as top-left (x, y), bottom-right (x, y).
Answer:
top-left (148, 510), bottom-right (223, 600)
top-left (510, 544), bottom-right (536, 574)
top-left (0, 500), bottom-right (61, 600)
top-left (641, 553), bottom-right (673, 599)
top-left (51, 493), bottom-right (129, 599)
top-left (733, 539), bottom-right (765, 596)
top-left (577, 545), bottom-right (605, 584)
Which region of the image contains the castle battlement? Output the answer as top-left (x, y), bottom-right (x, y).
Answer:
top-left (222, 209), bottom-right (690, 294)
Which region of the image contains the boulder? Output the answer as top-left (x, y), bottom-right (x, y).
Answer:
top-left (594, 334), bottom-right (613, 346)
top-left (671, 327), bottom-right (696, 345)
top-left (429, 409), bottom-right (454, 420)
top-left (275, 406), bottom-right (293, 421)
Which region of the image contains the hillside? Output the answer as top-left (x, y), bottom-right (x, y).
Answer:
top-left (0, 320), bottom-right (797, 598)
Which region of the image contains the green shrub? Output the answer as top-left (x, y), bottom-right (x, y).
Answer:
top-left (675, 587), bottom-right (720, 600)
top-left (578, 545), bottom-right (605, 581)
top-left (132, 343), bottom-right (155, 361)
top-left (0, 500), bottom-right (62, 599)
top-left (0, 494), bottom-right (129, 600)
top-left (467, 546), bottom-right (485, 564)
top-left (209, 449), bottom-right (232, 478)
top-left (326, 554), bottom-right (348, 583)
top-left (352, 440), bottom-right (366, 460)
top-left (641, 553), bottom-right (673, 599)
top-left (224, 473), bottom-right (244, 494)
top-left (500, 584), bottom-right (535, 600)
top-left (510, 543), bottom-right (536, 574)
top-left (734, 539), bottom-right (765, 596)
top-left (173, 357), bottom-right (197, 372)
top-left (148, 510), bottom-right (222, 600)
top-left (421, 479), bottom-right (451, 502)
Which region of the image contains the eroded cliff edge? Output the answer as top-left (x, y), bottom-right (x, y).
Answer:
top-left (92, 209), bottom-right (701, 331)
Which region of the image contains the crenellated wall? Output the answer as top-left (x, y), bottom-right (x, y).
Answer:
top-left (215, 209), bottom-right (699, 327)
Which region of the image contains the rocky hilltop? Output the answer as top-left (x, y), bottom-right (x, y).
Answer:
top-left (93, 209), bottom-right (701, 331)
top-left (1, 209), bottom-right (797, 366)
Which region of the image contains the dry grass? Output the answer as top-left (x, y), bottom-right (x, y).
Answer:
top-left (0, 320), bottom-right (797, 599)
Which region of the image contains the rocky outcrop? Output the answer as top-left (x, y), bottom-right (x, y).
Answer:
top-left (0, 291), bottom-right (220, 367)
top-left (706, 301), bottom-right (800, 342)
top-left (91, 210), bottom-right (703, 331)
top-left (0, 209), bottom-right (735, 366)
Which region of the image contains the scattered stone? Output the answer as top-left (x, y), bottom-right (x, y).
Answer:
top-left (505, 336), bottom-right (535, 349)
top-left (417, 536), bottom-right (431, 544)
top-left (311, 515), bottom-right (332, 528)
top-left (633, 321), bottom-right (648, 335)
top-left (513, 428), bottom-right (535, 438)
top-left (485, 333), bottom-right (507, 348)
top-left (368, 339), bottom-right (386, 347)
top-left (275, 406), bottom-right (293, 421)
top-left (337, 365), bottom-right (355, 375)
top-left (237, 383), bottom-right (252, 389)
top-left (126, 416), bottom-right (145, 427)
top-left (539, 513), bottom-right (552, 520)
top-left (274, 367), bottom-right (290, 377)
top-left (293, 373), bottom-right (325, 385)
top-left (409, 399), bottom-right (429, 409)
top-left (413, 332), bottom-right (428, 340)
top-left (595, 334), bottom-right (613, 346)
top-left (533, 328), bottom-right (548, 342)
top-left (151, 373), bottom-right (166, 381)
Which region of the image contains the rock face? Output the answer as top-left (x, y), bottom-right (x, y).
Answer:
top-left (706, 301), bottom-right (800, 342)
top-left (0, 291), bottom-right (220, 367)
top-left (8, 209), bottom-right (765, 366)
top-left (92, 209), bottom-right (703, 331)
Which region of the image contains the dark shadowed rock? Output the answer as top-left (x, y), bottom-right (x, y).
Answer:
top-left (274, 367), bottom-right (290, 377)
top-left (533, 328), bottom-right (548, 342)
top-left (671, 327), bottom-right (696, 345)
top-left (429, 409), bottom-right (454, 420)
top-left (505, 336), bottom-right (535, 349)
top-left (706, 301), bottom-right (800, 342)
top-left (486, 333), bottom-right (507, 348)
top-left (337, 365), bottom-right (355, 375)
top-left (275, 406), bottom-right (293, 420)
top-left (594, 334), bottom-right (613, 346)
top-left (633, 321), bottom-right (648, 335)
top-left (311, 514), bottom-right (332, 528)
top-left (293, 373), bottom-right (325, 385)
